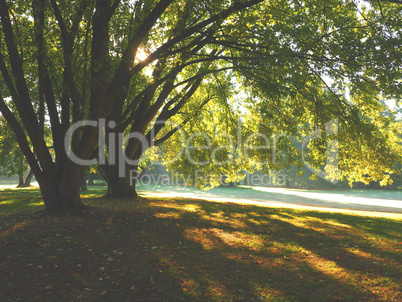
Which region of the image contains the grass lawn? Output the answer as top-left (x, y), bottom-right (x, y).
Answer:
top-left (0, 187), bottom-right (401, 301)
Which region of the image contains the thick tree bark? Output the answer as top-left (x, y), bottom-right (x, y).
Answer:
top-left (37, 163), bottom-right (86, 215)
top-left (102, 164), bottom-right (138, 199)
top-left (105, 177), bottom-right (138, 198)
top-left (43, 188), bottom-right (84, 215)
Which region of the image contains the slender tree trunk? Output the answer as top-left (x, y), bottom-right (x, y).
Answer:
top-left (88, 172), bottom-right (94, 186)
top-left (17, 157), bottom-right (24, 187)
top-left (17, 173), bottom-right (24, 187)
top-left (81, 178), bottom-right (88, 191)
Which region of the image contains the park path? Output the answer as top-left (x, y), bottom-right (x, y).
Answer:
top-left (138, 185), bottom-right (402, 214)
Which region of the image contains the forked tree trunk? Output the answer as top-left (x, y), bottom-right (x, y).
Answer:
top-left (17, 169), bottom-right (34, 188)
top-left (22, 169), bottom-right (34, 187)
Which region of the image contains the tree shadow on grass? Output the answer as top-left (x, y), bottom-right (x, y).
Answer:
top-left (0, 196), bottom-right (401, 301)
top-left (145, 198), bottom-right (401, 300)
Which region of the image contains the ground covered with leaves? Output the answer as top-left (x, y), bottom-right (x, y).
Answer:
top-left (0, 188), bottom-right (401, 301)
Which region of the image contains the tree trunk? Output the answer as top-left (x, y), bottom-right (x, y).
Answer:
top-left (102, 164), bottom-right (138, 198)
top-left (17, 173), bottom-right (24, 187)
top-left (17, 157), bottom-right (24, 187)
top-left (100, 125), bottom-right (140, 198)
top-left (38, 164), bottom-right (86, 215)
top-left (105, 177), bottom-right (138, 198)
top-left (40, 186), bottom-right (84, 215)
top-left (81, 178), bottom-right (88, 191)
top-left (88, 172), bottom-right (94, 186)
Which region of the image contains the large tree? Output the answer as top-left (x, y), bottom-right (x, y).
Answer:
top-left (0, 0), bottom-right (401, 214)
top-left (0, 0), bottom-right (265, 213)
top-left (103, 0), bottom-right (402, 194)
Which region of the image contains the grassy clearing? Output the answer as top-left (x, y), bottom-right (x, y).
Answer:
top-left (0, 187), bottom-right (401, 301)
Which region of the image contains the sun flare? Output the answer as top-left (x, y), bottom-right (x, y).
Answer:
top-left (136, 49), bottom-right (148, 61)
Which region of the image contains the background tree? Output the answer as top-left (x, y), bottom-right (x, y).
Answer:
top-left (0, 116), bottom-right (30, 186)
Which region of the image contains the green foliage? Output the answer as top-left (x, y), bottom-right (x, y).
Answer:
top-left (0, 117), bottom-right (27, 177)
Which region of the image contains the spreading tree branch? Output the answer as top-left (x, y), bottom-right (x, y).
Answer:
top-left (0, 0), bottom-right (54, 169)
top-left (108, 0), bottom-right (174, 103)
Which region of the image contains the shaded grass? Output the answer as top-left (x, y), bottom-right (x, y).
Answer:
top-left (0, 187), bottom-right (401, 301)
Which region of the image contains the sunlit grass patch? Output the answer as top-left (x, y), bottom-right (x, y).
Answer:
top-left (0, 188), bottom-right (44, 217)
